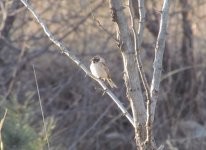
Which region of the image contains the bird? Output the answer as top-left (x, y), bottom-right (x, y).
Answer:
top-left (90, 55), bottom-right (117, 88)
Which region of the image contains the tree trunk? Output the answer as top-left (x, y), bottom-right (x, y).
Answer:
top-left (109, 0), bottom-right (151, 149)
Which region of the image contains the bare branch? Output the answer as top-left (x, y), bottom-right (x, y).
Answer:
top-left (19, 0), bottom-right (134, 127)
top-left (150, 0), bottom-right (171, 122)
top-left (109, 0), bottom-right (147, 149)
top-left (136, 0), bottom-right (146, 49)
top-left (130, 0), bottom-right (149, 95)
top-left (128, 0), bottom-right (153, 145)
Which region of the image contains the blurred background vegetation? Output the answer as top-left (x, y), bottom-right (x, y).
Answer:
top-left (0, 0), bottom-right (206, 149)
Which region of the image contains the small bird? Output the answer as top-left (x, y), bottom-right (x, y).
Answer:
top-left (90, 55), bottom-right (117, 88)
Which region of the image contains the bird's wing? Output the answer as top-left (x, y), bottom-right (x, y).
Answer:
top-left (101, 62), bottom-right (111, 78)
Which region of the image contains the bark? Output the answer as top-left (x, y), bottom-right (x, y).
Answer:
top-left (109, 0), bottom-right (148, 149)
top-left (129, 0), bottom-right (154, 147)
top-left (150, 0), bottom-right (171, 123)
top-left (132, 0), bottom-right (170, 72)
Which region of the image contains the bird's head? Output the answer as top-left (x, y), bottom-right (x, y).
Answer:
top-left (91, 55), bottom-right (101, 63)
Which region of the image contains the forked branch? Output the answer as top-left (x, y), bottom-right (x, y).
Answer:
top-left (128, 0), bottom-right (153, 144)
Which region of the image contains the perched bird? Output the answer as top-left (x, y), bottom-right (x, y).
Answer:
top-left (90, 55), bottom-right (117, 88)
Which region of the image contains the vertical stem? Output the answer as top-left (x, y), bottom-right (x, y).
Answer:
top-left (128, 0), bottom-right (153, 145)
top-left (150, 0), bottom-right (171, 123)
top-left (109, 0), bottom-right (147, 149)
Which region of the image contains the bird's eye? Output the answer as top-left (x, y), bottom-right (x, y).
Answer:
top-left (93, 58), bottom-right (99, 62)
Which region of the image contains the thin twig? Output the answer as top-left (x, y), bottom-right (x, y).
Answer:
top-left (91, 12), bottom-right (116, 41)
top-left (33, 65), bottom-right (51, 150)
top-left (20, 0), bottom-right (134, 127)
top-left (161, 63), bottom-right (206, 81)
top-left (167, 134), bottom-right (206, 144)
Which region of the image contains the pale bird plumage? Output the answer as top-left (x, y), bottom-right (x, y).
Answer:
top-left (90, 56), bottom-right (117, 88)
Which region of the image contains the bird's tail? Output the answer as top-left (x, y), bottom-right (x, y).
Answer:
top-left (107, 78), bottom-right (117, 88)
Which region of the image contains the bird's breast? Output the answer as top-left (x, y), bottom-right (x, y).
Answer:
top-left (90, 63), bottom-right (107, 78)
